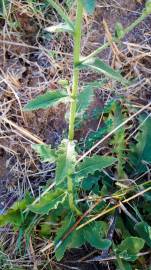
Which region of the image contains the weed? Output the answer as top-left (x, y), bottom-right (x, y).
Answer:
top-left (1, 1), bottom-right (151, 269)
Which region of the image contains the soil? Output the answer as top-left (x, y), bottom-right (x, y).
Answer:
top-left (0, 0), bottom-right (151, 269)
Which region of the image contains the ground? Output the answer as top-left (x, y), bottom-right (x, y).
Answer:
top-left (0, 0), bottom-right (151, 269)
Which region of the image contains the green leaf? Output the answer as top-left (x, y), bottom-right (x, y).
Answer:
top-left (0, 210), bottom-right (23, 228)
top-left (32, 144), bottom-right (56, 163)
top-left (0, 194), bottom-right (32, 228)
top-left (129, 115), bottom-right (151, 174)
top-left (45, 23), bottom-right (74, 33)
top-left (80, 0), bottom-right (96, 14)
top-left (54, 215), bottom-right (79, 261)
top-left (55, 140), bottom-right (77, 185)
top-left (135, 221), bottom-right (151, 248)
top-left (75, 155), bottom-right (117, 179)
top-left (24, 90), bottom-right (69, 111)
top-left (78, 58), bottom-right (129, 84)
top-left (55, 216), bottom-right (110, 261)
top-left (40, 222), bottom-right (52, 238)
top-left (116, 259), bottom-right (132, 270)
top-left (84, 222), bottom-right (111, 249)
top-left (117, 236), bottom-right (145, 261)
top-left (77, 80), bottom-right (106, 115)
top-left (115, 22), bottom-right (125, 39)
top-left (82, 173), bottom-right (100, 191)
top-left (28, 189), bottom-right (67, 214)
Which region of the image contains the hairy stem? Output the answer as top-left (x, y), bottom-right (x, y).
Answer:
top-left (67, 0), bottom-right (83, 215)
top-left (68, 0), bottom-right (83, 141)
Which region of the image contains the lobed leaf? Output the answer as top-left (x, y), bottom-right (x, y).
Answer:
top-left (75, 155), bottom-right (117, 179)
top-left (32, 144), bottom-right (56, 163)
top-left (78, 57), bottom-right (129, 84)
top-left (24, 90), bottom-right (69, 111)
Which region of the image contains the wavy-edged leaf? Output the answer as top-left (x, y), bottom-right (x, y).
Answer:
top-left (55, 215), bottom-right (85, 261)
top-left (77, 80), bottom-right (106, 115)
top-left (135, 221), bottom-right (151, 248)
top-left (45, 23), bottom-right (74, 33)
top-left (75, 155), bottom-right (117, 179)
top-left (32, 144), bottom-right (56, 163)
top-left (80, 0), bottom-right (96, 14)
top-left (28, 189), bottom-right (67, 214)
top-left (78, 57), bottom-right (129, 84)
top-left (54, 215), bottom-right (74, 260)
top-left (55, 140), bottom-right (77, 185)
top-left (84, 222), bottom-right (111, 249)
top-left (117, 236), bottom-right (145, 261)
top-left (24, 90), bottom-right (69, 111)
top-left (55, 215), bottom-right (110, 261)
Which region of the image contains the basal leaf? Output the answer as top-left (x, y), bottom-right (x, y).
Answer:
top-left (0, 195), bottom-right (32, 228)
top-left (32, 144), bottom-right (57, 163)
top-left (0, 210), bottom-right (23, 228)
top-left (78, 58), bottom-right (129, 84)
top-left (28, 189), bottom-right (67, 214)
top-left (75, 155), bottom-right (117, 179)
top-left (55, 227), bottom-right (85, 261)
top-left (24, 90), bottom-right (69, 111)
top-left (55, 215), bottom-right (84, 261)
top-left (80, 0), bottom-right (96, 14)
top-left (55, 140), bottom-right (77, 185)
top-left (45, 23), bottom-right (74, 33)
top-left (135, 221), bottom-right (151, 247)
top-left (84, 222), bottom-right (111, 249)
top-left (117, 236), bottom-right (145, 261)
top-left (77, 80), bottom-right (106, 115)
top-left (55, 216), bottom-right (110, 261)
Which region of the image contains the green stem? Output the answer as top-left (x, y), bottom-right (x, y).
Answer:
top-left (81, 11), bottom-right (148, 62)
top-left (123, 12), bottom-right (146, 35)
top-left (67, 0), bottom-right (83, 215)
top-left (68, 0), bottom-right (83, 141)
